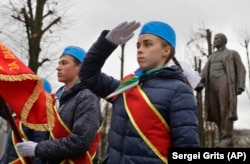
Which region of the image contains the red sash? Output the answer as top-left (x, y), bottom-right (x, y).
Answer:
top-left (123, 85), bottom-right (171, 164)
top-left (51, 102), bottom-right (102, 164)
top-left (9, 158), bottom-right (25, 164)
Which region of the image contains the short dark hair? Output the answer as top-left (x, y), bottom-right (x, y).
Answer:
top-left (215, 33), bottom-right (227, 44)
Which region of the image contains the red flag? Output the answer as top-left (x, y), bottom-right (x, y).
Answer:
top-left (0, 42), bottom-right (54, 131)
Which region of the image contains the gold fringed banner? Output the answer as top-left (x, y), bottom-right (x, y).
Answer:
top-left (0, 42), bottom-right (54, 131)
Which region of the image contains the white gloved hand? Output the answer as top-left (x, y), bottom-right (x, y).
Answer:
top-left (179, 61), bottom-right (201, 89)
top-left (105, 21), bottom-right (141, 45)
top-left (16, 140), bottom-right (38, 157)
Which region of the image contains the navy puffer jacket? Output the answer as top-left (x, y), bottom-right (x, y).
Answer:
top-left (79, 30), bottom-right (200, 164)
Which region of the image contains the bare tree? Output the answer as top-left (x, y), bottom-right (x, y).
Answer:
top-left (238, 30), bottom-right (250, 99)
top-left (97, 101), bottom-right (112, 163)
top-left (187, 28), bottom-right (218, 147)
top-left (0, 0), bottom-right (72, 157)
top-left (0, 0), bottom-right (71, 73)
top-left (120, 44), bottom-right (125, 80)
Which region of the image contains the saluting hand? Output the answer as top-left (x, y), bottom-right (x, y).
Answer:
top-left (105, 21), bottom-right (141, 45)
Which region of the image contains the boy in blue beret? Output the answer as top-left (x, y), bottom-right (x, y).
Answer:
top-left (16, 46), bottom-right (102, 164)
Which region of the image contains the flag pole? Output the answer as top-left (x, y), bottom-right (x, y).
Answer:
top-left (0, 96), bottom-right (22, 142)
top-left (0, 96), bottom-right (32, 164)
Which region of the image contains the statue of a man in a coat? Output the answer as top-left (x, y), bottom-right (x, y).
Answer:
top-left (195, 33), bottom-right (246, 147)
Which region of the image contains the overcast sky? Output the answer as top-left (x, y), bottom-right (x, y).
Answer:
top-left (46, 0), bottom-right (250, 129)
top-left (3, 0), bottom-right (250, 128)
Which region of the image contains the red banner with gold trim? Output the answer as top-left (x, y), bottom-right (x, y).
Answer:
top-left (0, 42), bottom-right (54, 131)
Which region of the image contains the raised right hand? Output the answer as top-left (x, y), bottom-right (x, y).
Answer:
top-left (105, 21), bottom-right (141, 45)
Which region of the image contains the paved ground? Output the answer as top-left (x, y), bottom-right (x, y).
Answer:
top-left (233, 129), bottom-right (250, 147)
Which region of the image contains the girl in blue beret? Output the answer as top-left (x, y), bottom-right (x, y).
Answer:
top-left (79, 21), bottom-right (200, 164)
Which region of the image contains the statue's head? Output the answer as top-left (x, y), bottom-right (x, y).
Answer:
top-left (213, 33), bottom-right (227, 49)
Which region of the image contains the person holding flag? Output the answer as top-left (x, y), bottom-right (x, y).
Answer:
top-left (79, 21), bottom-right (200, 163)
top-left (0, 78), bottom-right (52, 164)
top-left (12, 46), bottom-right (102, 164)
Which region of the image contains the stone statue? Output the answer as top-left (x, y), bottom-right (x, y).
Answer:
top-left (195, 33), bottom-right (246, 147)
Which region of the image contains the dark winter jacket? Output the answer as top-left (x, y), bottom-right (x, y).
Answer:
top-left (79, 30), bottom-right (200, 164)
top-left (35, 82), bottom-right (102, 164)
top-left (0, 112), bottom-right (49, 164)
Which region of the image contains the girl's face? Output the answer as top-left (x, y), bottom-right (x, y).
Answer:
top-left (56, 55), bottom-right (80, 86)
top-left (136, 34), bottom-right (171, 71)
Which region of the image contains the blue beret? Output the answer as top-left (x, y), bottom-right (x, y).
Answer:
top-left (62, 46), bottom-right (86, 62)
top-left (42, 78), bottom-right (52, 93)
top-left (139, 21), bottom-right (176, 48)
